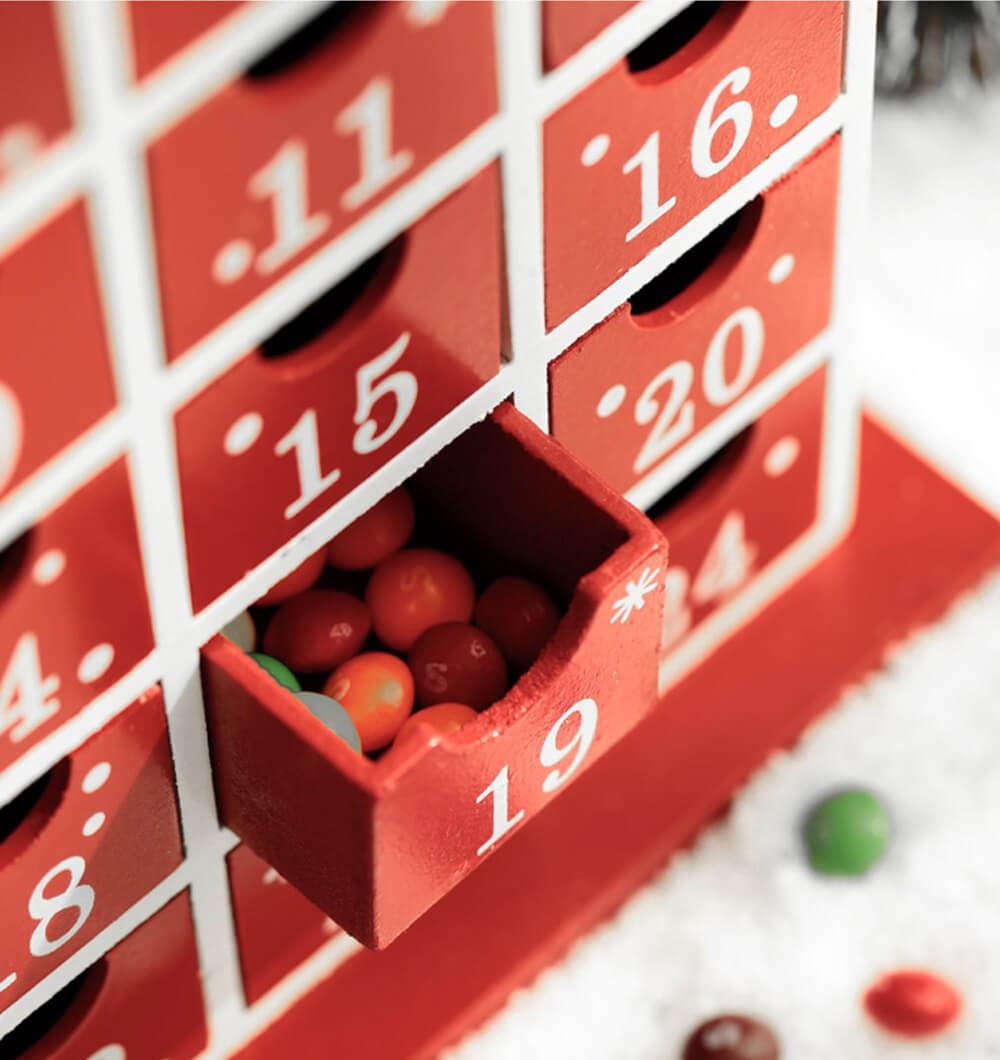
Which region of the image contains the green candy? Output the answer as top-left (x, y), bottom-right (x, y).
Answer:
top-left (248, 652), bottom-right (301, 693)
top-left (804, 788), bottom-right (891, 876)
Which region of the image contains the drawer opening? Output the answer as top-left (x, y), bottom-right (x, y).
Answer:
top-left (245, 3), bottom-right (373, 80)
top-left (0, 758), bottom-right (70, 872)
top-left (647, 422), bottom-right (755, 533)
top-left (257, 237), bottom-right (404, 369)
top-left (626, 1), bottom-right (747, 81)
top-left (629, 195), bottom-right (762, 322)
top-left (0, 528), bottom-right (33, 599)
top-left (2, 958), bottom-right (106, 1057)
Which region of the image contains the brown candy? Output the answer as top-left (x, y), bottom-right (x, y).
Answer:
top-left (407, 622), bottom-right (508, 711)
top-left (682, 1015), bottom-right (779, 1060)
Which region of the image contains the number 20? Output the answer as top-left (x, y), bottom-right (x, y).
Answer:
top-left (476, 698), bottom-right (598, 856)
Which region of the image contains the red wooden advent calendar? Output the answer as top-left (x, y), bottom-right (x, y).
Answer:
top-left (2, 3), bottom-right (998, 1058)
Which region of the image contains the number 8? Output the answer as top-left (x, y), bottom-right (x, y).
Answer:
top-left (28, 857), bottom-right (95, 957)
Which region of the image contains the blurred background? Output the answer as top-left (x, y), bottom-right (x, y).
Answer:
top-left (447, 4), bottom-right (1000, 1057)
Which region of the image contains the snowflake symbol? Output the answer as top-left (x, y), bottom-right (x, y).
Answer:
top-left (610, 566), bottom-right (660, 624)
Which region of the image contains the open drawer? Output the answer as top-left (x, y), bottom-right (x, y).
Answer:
top-left (201, 403), bottom-right (667, 948)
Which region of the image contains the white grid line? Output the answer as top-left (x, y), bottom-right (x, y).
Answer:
top-left (0, 2), bottom-right (875, 1053)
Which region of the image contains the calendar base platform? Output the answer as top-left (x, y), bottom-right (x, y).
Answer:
top-left (236, 416), bottom-right (1000, 1060)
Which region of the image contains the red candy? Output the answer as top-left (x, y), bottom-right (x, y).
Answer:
top-left (324, 652), bottom-right (414, 753)
top-left (474, 576), bottom-right (560, 672)
top-left (256, 548), bottom-right (326, 607)
top-left (365, 548), bottom-right (475, 652)
top-left (407, 623), bottom-right (508, 711)
top-left (262, 590), bottom-right (371, 673)
top-left (864, 969), bottom-right (962, 1038)
top-left (396, 702), bottom-right (477, 742)
top-left (327, 487), bottom-right (415, 571)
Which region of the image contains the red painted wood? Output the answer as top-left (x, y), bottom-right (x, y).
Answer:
top-left (227, 843), bottom-right (341, 1005)
top-left (174, 164), bottom-right (502, 612)
top-left (541, 1), bottom-right (637, 70)
top-left (0, 459), bottom-right (154, 773)
top-left (233, 418), bottom-right (1000, 1059)
top-left (549, 137), bottom-right (839, 494)
top-left (126, 0), bottom-right (245, 80)
top-left (655, 363), bottom-right (826, 664)
top-left (202, 403), bottom-right (667, 948)
top-left (147, 2), bottom-right (498, 359)
top-left (0, 3), bottom-right (73, 187)
top-left (542, 2), bottom-right (844, 326)
top-left (16, 892), bottom-right (206, 1059)
top-left (0, 687), bottom-right (183, 1014)
top-left (0, 201), bottom-right (117, 503)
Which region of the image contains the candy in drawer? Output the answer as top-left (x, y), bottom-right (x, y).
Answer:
top-left (173, 164), bottom-right (503, 613)
top-left (0, 201), bottom-right (117, 503)
top-left (0, 686), bottom-right (183, 1013)
top-left (0, 3), bottom-right (73, 187)
top-left (147, 1), bottom-right (498, 359)
top-left (653, 362), bottom-right (828, 691)
top-left (0, 458), bottom-right (154, 773)
top-left (2, 891), bottom-right (205, 1059)
top-left (548, 135), bottom-right (839, 498)
top-left (542, 1), bottom-right (844, 326)
top-left (202, 403), bottom-right (667, 948)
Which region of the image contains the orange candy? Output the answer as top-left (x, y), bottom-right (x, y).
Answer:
top-left (396, 702), bottom-right (477, 742)
top-left (474, 576), bottom-right (560, 672)
top-left (256, 548), bottom-right (325, 607)
top-left (365, 548), bottom-right (475, 652)
top-left (327, 487), bottom-right (415, 571)
top-left (324, 652), bottom-right (414, 753)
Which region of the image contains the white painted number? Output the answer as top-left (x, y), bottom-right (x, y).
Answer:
top-left (540, 698), bottom-right (598, 793)
top-left (274, 408), bottom-right (341, 520)
top-left (353, 332), bottom-right (417, 455)
top-left (249, 140), bottom-right (330, 274)
top-left (0, 381), bottom-right (23, 494)
top-left (335, 77), bottom-right (414, 212)
top-left (703, 307), bottom-right (764, 406)
top-left (690, 510), bottom-right (757, 605)
top-left (0, 633), bottom-right (60, 742)
top-left (691, 67), bottom-right (754, 178)
top-left (475, 765), bottom-right (525, 856)
top-left (630, 306), bottom-right (764, 475)
top-left (87, 1047), bottom-right (126, 1060)
top-left (477, 698), bottom-right (599, 854)
top-left (622, 130), bottom-right (677, 243)
top-left (28, 857), bottom-right (95, 957)
top-left (632, 361), bottom-right (695, 475)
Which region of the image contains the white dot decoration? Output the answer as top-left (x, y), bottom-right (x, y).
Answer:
top-left (212, 239), bottom-right (254, 285)
top-left (596, 384), bottom-right (627, 418)
top-left (82, 812), bottom-right (106, 837)
top-left (32, 548), bottom-right (66, 586)
top-left (224, 413), bottom-right (263, 455)
top-left (0, 123), bottom-right (42, 171)
top-left (769, 94), bottom-right (799, 128)
top-left (768, 253), bottom-right (795, 284)
top-left (581, 134), bottom-right (611, 167)
top-left (763, 435), bottom-right (801, 477)
top-left (82, 761), bottom-right (112, 794)
top-left (77, 643), bottom-right (115, 684)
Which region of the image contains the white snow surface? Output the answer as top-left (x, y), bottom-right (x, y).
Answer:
top-left (445, 85), bottom-right (1000, 1060)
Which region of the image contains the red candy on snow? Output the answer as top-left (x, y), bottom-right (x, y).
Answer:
top-left (327, 487), bottom-right (415, 571)
top-left (255, 548), bottom-right (326, 607)
top-left (864, 969), bottom-right (962, 1038)
top-left (474, 575), bottom-right (560, 672)
top-left (407, 623), bottom-right (508, 710)
top-left (324, 652), bottom-right (414, 753)
top-left (366, 548), bottom-right (475, 652)
top-left (262, 590), bottom-right (371, 673)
